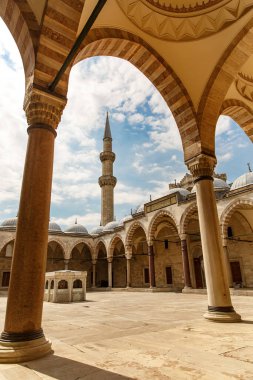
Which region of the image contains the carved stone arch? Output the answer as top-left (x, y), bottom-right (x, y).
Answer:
top-left (220, 198), bottom-right (253, 238)
top-left (73, 27), bottom-right (199, 161)
top-left (125, 221), bottom-right (147, 247)
top-left (0, 0), bottom-right (35, 77)
top-left (148, 210), bottom-right (179, 244)
top-left (220, 99), bottom-right (253, 142)
top-left (108, 234), bottom-right (124, 257)
top-left (197, 19), bottom-right (253, 157)
top-left (0, 237), bottom-right (15, 255)
top-left (94, 238), bottom-right (107, 260)
top-left (179, 202), bottom-right (198, 235)
top-left (48, 237), bottom-right (66, 256)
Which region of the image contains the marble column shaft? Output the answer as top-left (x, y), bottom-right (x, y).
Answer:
top-left (181, 237), bottom-right (192, 288)
top-left (148, 245), bottom-right (156, 288)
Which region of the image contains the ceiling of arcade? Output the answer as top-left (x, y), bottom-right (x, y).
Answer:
top-left (2, 0), bottom-right (253, 159)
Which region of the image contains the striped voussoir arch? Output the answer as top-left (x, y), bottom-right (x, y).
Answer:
top-left (74, 28), bottom-right (199, 161)
top-left (0, 0), bottom-right (36, 76)
top-left (179, 202), bottom-right (198, 235)
top-left (125, 221), bottom-right (147, 247)
top-left (220, 198), bottom-right (253, 238)
top-left (33, 0), bottom-right (84, 97)
top-left (221, 99), bottom-right (253, 142)
top-left (148, 210), bottom-right (178, 243)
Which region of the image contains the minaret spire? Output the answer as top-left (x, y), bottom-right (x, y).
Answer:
top-left (98, 113), bottom-right (117, 226)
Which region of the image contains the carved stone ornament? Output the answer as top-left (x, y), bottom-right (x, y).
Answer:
top-left (186, 154), bottom-right (216, 179)
top-left (98, 175), bottom-right (117, 187)
top-left (116, 0), bottom-right (253, 41)
top-left (24, 85), bottom-right (67, 130)
top-left (235, 72), bottom-right (253, 102)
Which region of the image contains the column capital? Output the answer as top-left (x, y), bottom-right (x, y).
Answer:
top-left (186, 154), bottom-right (216, 180)
top-left (24, 85), bottom-right (67, 130)
top-left (92, 260), bottom-right (97, 265)
top-left (107, 256), bottom-right (113, 263)
top-left (180, 233), bottom-right (187, 241)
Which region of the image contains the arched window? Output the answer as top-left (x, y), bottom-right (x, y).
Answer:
top-left (45, 280), bottom-right (49, 289)
top-left (58, 280), bottom-right (68, 289)
top-left (5, 243), bottom-right (13, 257)
top-left (227, 226), bottom-right (233, 238)
top-left (73, 279), bottom-right (82, 288)
top-left (51, 280), bottom-right (54, 289)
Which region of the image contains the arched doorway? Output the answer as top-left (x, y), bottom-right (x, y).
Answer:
top-left (46, 241), bottom-right (65, 272)
top-left (110, 237), bottom-right (126, 288)
top-left (69, 243), bottom-right (92, 288)
top-left (0, 240), bottom-right (14, 288)
top-left (151, 215), bottom-right (182, 290)
top-left (95, 241), bottom-right (108, 288)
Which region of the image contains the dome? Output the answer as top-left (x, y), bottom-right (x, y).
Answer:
top-left (103, 221), bottom-right (120, 232)
top-left (65, 221), bottom-right (88, 235)
top-left (1, 217), bottom-right (18, 228)
top-left (133, 204), bottom-right (144, 214)
top-left (191, 178), bottom-right (229, 193)
top-left (90, 226), bottom-right (104, 235)
top-left (230, 172), bottom-right (253, 191)
top-left (120, 214), bottom-right (133, 223)
top-left (167, 187), bottom-right (190, 198)
top-left (49, 221), bottom-right (62, 232)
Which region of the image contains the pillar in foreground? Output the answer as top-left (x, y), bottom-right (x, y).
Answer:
top-left (180, 234), bottom-right (192, 288)
top-left (148, 245), bottom-right (156, 288)
top-left (187, 154), bottom-right (240, 322)
top-left (0, 87), bottom-right (66, 362)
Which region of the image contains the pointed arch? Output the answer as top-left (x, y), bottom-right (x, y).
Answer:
top-left (125, 221), bottom-right (147, 247)
top-left (108, 234), bottom-right (124, 257)
top-left (179, 202), bottom-right (198, 235)
top-left (0, 238), bottom-right (15, 256)
top-left (47, 237), bottom-right (66, 256)
top-left (198, 19), bottom-right (253, 156)
top-left (220, 198), bottom-right (253, 238)
top-left (148, 210), bottom-right (178, 243)
top-left (221, 99), bottom-right (253, 142)
top-left (73, 28), bottom-right (199, 161)
top-left (94, 238), bottom-right (107, 259)
top-left (68, 239), bottom-right (94, 258)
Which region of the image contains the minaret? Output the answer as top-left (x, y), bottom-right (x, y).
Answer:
top-left (98, 113), bottom-right (117, 226)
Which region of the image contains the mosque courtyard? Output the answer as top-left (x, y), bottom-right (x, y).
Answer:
top-left (0, 291), bottom-right (252, 380)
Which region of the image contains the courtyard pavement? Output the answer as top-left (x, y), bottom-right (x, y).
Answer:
top-left (0, 291), bottom-right (253, 379)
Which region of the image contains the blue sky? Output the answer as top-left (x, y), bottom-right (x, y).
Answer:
top-left (0, 19), bottom-right (252, 231)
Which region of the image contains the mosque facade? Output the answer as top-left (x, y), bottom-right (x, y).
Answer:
top-left (1, 116), bottom-right (252, 294)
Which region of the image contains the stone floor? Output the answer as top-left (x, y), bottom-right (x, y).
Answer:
top-left (0, 291), bottom-right (253, 379)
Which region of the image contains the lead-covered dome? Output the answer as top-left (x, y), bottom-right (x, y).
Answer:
top-left (1, 217), bottom-right (18, 228)
top-left (103, 221), bottom-right (120, 232)
top-left (65, 221), bottom-right (88, 235)
top-left (191, 178), bottom-right (229, 193)
top-left (167, 187), bottom-right (190, 198)
top-left (49, 221), bottom-right (62, 233)
top-left (230, 172), bottom-right (253, 191)
top-left (90, 226), bottom-right (104, 235)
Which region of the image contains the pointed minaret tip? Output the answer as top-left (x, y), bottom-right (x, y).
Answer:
top-left (104, 112), bottom-right (112, 139)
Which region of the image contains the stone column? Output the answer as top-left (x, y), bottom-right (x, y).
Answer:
top-left (180, 234), bottom-right (192, 288)
top-left (148, 245), bottom-right (156, 288)
top-left (222, 242), bottom-right (233, 288)
top-left (126, 257), bottom-right (131, 288)
top-left (187, 154), bottom-right (240, 322)
top-left (64, 259), bottom-right (69, 270)
top-left (107, 257), bottom-right (113, 289)
top-left (92, 260), bottom-right (96, 288)
top-left (0, 87), bottom-right (66, 362)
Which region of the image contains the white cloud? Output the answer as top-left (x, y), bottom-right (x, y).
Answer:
top-left (216, 115), bottom-right (232, 136)
top-left (218, 152), bottom-right (233, 162)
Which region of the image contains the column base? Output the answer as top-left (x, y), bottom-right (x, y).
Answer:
top-left (0, 337), bottom-right (52, 363)
top-left (204, 306), bottom-right (241, 323)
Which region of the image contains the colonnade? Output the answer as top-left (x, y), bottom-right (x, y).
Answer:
top-left (0, 90), bottom-right (241, 364)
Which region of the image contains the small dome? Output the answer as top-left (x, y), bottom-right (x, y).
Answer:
top-left (1, 217), bottom-right (18, 228)
top-left (65, 221), bottom-right (88, 235)
top-left (103, 221), bottom-right (120, 232)
top-left (49, 221), bottom-right (62, 232)
top-left (133, 204), bottom-right (144, 214)
top-left (167, 187), bottom-right (190, 198)
top-left (191, 178), bottom-right (229, 193)
top-left (230, 172), bottom-right (253, 191)
top-left (90, 226), bottom-right (104, 235)
top-left (120, 214), bottom-right (133, 223)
